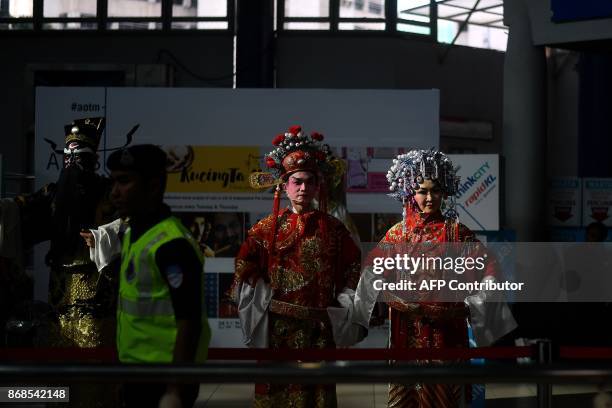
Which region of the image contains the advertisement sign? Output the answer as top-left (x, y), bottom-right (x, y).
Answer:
top-left (548, 178), bottom-right (582, 227)
top-left (165, 146), bottom-right (260, 193)
top-left (582, 178), bottom-right (612, 227)
top-left (452, 154), bottom-right (499, 231)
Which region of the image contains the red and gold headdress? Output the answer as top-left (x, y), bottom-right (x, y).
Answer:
top-left (264, 125), bottom-right (331, 178)
top-left (249, 125), bottom-right (337, 189)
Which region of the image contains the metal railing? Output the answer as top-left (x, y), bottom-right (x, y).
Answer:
top-left (2, 361), bottom-right (612, 385)
top-left (5, 341), bottom-right (612, 407)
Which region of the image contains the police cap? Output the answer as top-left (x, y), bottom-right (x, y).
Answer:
top-left (107, 144), bottom-right (167, 177)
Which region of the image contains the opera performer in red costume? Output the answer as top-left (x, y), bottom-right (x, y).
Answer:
top-left (231, 126), bottom-right (364, 408)
top-left (353, 149), bottom-right (516, 408)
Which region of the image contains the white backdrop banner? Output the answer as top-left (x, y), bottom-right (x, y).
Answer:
top-left (35, 87), bottom-right (441, 347)
top-left (36, 87), bottom-right (440, 187)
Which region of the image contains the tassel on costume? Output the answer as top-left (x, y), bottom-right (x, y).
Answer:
top-left (402, 198), bottom-right (407, 236)
top-left (269, 185), bottom-right (281, 256)
top-left (264, 184), bottom-right (282, 282)
top-left (402, 199), bottom-right (419, 238)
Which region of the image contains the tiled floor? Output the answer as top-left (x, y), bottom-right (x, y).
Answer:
top-left (194, 383), bottom-right (608, 407)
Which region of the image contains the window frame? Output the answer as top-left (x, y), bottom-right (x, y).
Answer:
top-left (0, 0), bottom-right (507, 52)
top-left (0, 0), bottom-right (234, 32)
top-left (277, 0), bottom-right (507, 52)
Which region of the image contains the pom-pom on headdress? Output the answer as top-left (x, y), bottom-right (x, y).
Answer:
top-left (387, 149), bottom-right (460, 234)
top-left (264, 125), bottom-right (333, 179)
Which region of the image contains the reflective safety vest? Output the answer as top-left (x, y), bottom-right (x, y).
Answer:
top-left (117, 216), bottom-right (211, 363)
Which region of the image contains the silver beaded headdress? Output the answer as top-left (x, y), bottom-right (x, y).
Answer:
top-left (386, 149), bottom-right (460, 222)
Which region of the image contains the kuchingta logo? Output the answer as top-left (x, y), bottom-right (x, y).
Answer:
top-left (164, 146), bottom-right (262, 193)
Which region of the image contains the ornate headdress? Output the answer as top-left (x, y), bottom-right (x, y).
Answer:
top-left (64, 117), bottom-right (105, 151)
top-left (45, 117), bottom-right (138, 162)
top-left (250, 125), bottom-right (341, 250)
top-left (56, 117), bottom-right (106, 170)
top-left (249, 124), bottom-right (338, 199)
top-left (264, 125), bottom-right (333, 178)
top-left (387, 148), bottom-right (460, 234)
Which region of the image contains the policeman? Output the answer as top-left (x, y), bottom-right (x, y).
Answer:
top-left (107, 144), bottom-right (210, 408)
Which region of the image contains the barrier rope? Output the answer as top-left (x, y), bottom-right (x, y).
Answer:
top-left (6, 345), bottom-right (612, 362)
top-left (559, 347), bottom-right (612, 360)
top-left (0, 346), bottom-right (533, 362)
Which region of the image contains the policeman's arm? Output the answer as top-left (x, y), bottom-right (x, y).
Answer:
top-left (156, 238), bottom-right (203, 403)
top-left (172, 319), bottom-right (201, 363)
top-left (156, 239), bottom-right (203, 362)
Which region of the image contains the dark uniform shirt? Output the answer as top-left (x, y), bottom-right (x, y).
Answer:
top-left (129, 205), bottom-right (202, 321)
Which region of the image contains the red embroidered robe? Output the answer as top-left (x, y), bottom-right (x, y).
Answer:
top-left (234, 207), bottom-right (361, 408)
top-left (380, 210), bottom-right (488, 408)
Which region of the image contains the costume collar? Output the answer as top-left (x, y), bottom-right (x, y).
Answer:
top-left (411, 209), bottom-right (444, 228)
top-left (290, 205), bottom-right (316, 215)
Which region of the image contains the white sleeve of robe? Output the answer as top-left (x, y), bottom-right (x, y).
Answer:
top-left (465, 275), bottom-right (518, 346)
top-left (327, 287), bottom-right (368, 347)
top-left (232, 279), bottom-right (367, 348)
top-left (232, 278), bottom-right (272, 348)
top-left (352, 265), bottom-right (382, 330)
top-left (89, 218), bottom-right (123, 272)
top-left (351, 265), bottom-right (518, 347)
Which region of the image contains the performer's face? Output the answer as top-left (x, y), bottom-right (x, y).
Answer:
top-left (63, 142), bottom-right (97, 171)
top-left (52, 149), bottom-right (100, 253)
top-left (284, 171), bottom-right (319, 208)
top-left (414, 179), bottom-right (443, 214)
